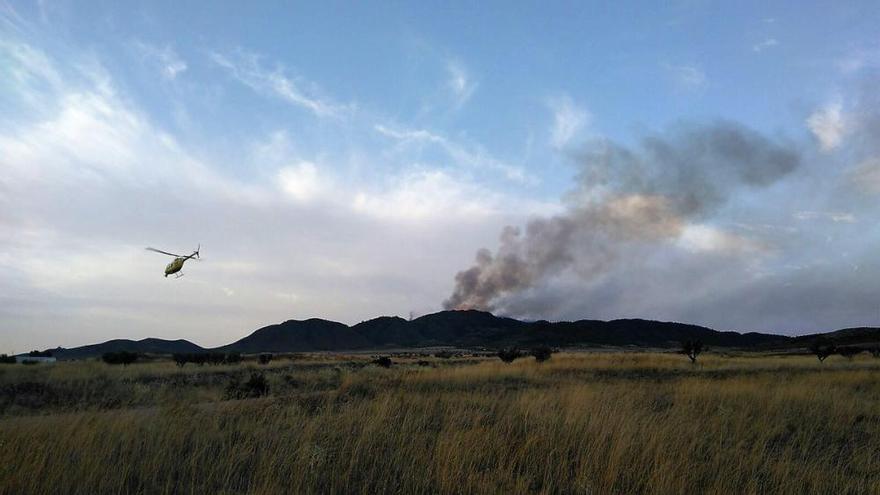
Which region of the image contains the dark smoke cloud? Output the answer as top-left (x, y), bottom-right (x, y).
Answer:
top-left (443, 121), bottom-right (800, 311)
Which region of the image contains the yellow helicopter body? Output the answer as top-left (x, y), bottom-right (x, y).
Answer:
top-left (147, 245), bottom-right (200, 278)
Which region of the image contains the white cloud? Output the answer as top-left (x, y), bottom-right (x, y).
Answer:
top-left (374, 124), bottom-right (532, 184)
top-left (851, 157), bottom-right (880, 194)
top-left (352, 170), bottom-right (499, 222)
top-left (752, 38), bottom-right (779, 53)
top-left (677, 224), bottom-right (765, 254)
top-left (135, 42), bottom-right (187, 80)
top-left (793, 211), bottom-right (857, 223)
top-left (211, 50), bottom-right (351, 118)
top-left (446, 60), bottom-right (477, 109)
top-left (2, 40), bottom-right (62, 89)
top-left (807, 102), bottom-right (847, 151)
top-left (548, 94), bottom-right (589, 149)
top-left (277, 161), bottom-right (326, 203)
top-left (662, 63), bottom-right (707, 91)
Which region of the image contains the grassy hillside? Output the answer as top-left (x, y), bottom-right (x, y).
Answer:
top-left (1, 352), bottom-right (879, 493)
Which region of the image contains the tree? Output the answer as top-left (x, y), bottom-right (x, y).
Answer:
top-left (809, 337), bottom-right (836, 363)
top-left (870, 348), bottom-right (880, 358)
top-left (173, 353), bottom-right (188, 367)
top-left (0, 354), bottom-right (16, 364)
top-left (530, 346), bottom-right (554, 363)
top-left (497, 348), bottom-right (522, 363)
top-left (373, 356), bottom-right (392, 368)
top-left (102, 351), bottom-right (138, 366)
top-left (681, 340), bottom-right (703, 364)
top-left (838, 346), bottom-right (862, 360)
top-left (258, 353), bottom-right (273, 365)
top-left (225, 372), bottom-right (269, 399)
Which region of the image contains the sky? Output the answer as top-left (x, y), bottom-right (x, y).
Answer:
top-left (2, 1), bottom-right (880, 353)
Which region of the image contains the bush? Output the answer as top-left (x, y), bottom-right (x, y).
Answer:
top-left (681, 340), bottom-right (703, 364)
top-left (530, 346), bottom-right (554, 363)
top-left (258, 353), bottom-right (273, 365)
top-left (102, 351), bottom-right (138, 366)
top-left (838, 346), bottom-right (862, 360)
top-left (433, 350), bottom-right (455, 359)
top-left (225, 372), bottom-right (270, 400)
top-left (373, 356), bottom-right (393, 368)
top-left (497, 348), bottom-right (522, 363)
top-left (809, 337), bottom-right (836, 362)
top-left (173, 352), bottom-right (242, 367)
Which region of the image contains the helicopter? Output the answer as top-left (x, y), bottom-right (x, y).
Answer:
top-left (146, 245), bottom-right (200, 278)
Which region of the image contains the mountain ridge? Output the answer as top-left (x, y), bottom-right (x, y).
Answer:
top-left (43, 310), bottom-right (880, 359)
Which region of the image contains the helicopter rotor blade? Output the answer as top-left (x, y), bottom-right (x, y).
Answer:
top-left (146, 247), bottom-right (183, 257)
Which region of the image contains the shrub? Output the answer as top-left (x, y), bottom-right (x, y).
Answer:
top-left (173, 352), bottom-right (241, 367)
top-left (838, 346), bottom-right (862, 360)
top-left (530, 346), bottom-right (554, 363)
top-left (225, 373), bottom-right (270, 400)
top-left (870, 348), bottom-right (880, 358)
top-left (417, 360), bottom-right (431, 367)
top-left (373, 356), bottom-right (392, 368)
top-left (809, 337), bottom-right (836, 363)
top-left (497, 348), bottom-right (522, 363)
top-left (433, 350), bottom-right (455, 359)
top-left (681, 340), bottom-right (703, 364)
top-left (102, 351), bottom-right (138, 366)
top-left (258, 353), bottom-right (273, 365)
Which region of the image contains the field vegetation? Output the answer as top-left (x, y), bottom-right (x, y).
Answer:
top-left (1, 351), bottom-right (879, 494)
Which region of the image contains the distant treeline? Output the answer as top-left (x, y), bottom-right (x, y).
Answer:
top-left (173, 352), bottom-right (243, 366)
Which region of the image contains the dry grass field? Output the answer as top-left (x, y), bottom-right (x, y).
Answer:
top-left (1, 352), bottom-right (879, 494)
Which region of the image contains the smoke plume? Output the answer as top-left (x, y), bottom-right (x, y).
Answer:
top-left (443, 121), bottom-right (800, 311)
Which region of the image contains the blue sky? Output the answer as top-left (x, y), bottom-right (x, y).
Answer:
top-left (2, 1), bottom-right (880, 352)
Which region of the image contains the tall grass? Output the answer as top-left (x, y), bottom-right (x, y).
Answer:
top-left (1, 353), bottom-right (879, 494)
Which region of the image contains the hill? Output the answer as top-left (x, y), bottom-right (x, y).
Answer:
top-left (50, 338), bottom-right (204, 360)
top-left (217, 318), bottom-right (371, 353)
top-left (216, 310), bottom-right (788, 352)
top-left (48, 310), bottom-right (880, 358)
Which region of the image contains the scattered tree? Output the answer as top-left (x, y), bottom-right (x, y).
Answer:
top-left (102, 351), bottom-right (138, 366)
top-left (373, 356), bottom-right (393, 368)
top-left (809, 337), bottom-right (837, 363)
top-left (530, 346), bottom-right (554, 363)
top-left (681, 340), bottom-right (703, 364)
top-left (225, 372), bottom-right (269, 399)
top-left (172, 352), bottom-right (242, 367)
top-left (258, 353), bottom-right (273, 365)
top-left (838, 346), bottom-right (862, 360)
top-left (497, 348), bottom-right (522, 363)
